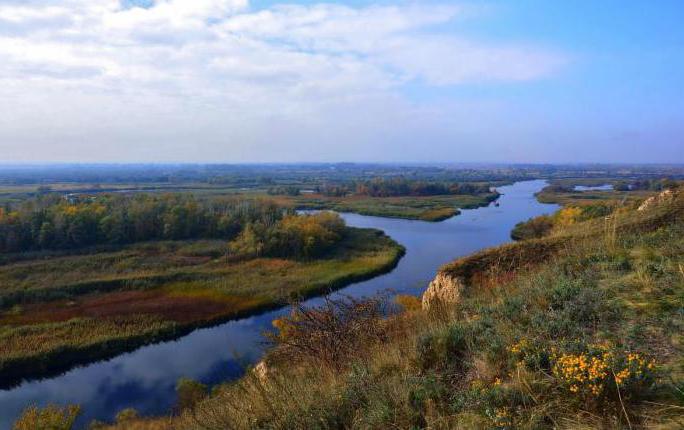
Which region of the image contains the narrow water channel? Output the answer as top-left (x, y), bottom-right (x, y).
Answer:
top-left (0, 180), bottom-right (559, 428)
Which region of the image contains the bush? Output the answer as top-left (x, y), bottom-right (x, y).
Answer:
top-left (268, 294), bottom-right (388, 368)
top-left (176, 378), bottom-right (208, 411)
top-left (551, 344), bottom-right (657, 406)
top-left (416, 323), bottom-right (469, 371)
top-left (115, 408), bottom-right (139, 423)
top-left (13, 404), bottom-right (80, 430)
top-left (511, 215), bottom-right (554, 240)
top-left (394, 294), bottom-right (422, 312)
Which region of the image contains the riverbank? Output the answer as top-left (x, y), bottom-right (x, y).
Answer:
top-left (0, 227), bottom-right (404, 387)
top-left (99, 189), bottom-right (684, 429)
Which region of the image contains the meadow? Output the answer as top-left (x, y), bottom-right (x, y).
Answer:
top-left (0, 226), bottom-right (404, 387)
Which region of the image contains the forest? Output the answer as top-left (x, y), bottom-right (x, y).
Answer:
top-left (0, 194), bottom-right (345, 259)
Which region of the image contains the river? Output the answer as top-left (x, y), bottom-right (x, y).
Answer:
top-left (0, 180), bottom-right (558, 428)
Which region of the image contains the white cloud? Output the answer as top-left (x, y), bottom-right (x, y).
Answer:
top-left (0, 0), bottom-right (568, 162)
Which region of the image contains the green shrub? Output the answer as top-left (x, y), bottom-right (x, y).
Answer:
top-left (416, 323), bottom-right (468, 371)
top-left (408, 374), bottom-right (447, 425)
top-left (610, 253), bottom-right (631, 271)
top-left (535, 277), bottom-right (620, 339)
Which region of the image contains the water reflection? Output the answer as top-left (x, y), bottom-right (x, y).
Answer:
top-left (0, 180), bottom-right (558, 428)
top-left (573, 184), bottom-right (614, 191)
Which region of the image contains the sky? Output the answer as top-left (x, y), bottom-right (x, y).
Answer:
top-left (0, 0), bottom-right (682, 164)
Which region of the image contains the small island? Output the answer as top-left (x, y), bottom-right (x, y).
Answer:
top-left (268, 177), bottom-right (500, 221)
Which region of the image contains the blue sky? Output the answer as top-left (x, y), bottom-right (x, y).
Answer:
top-left (0, 0), bottom-right (682, 163)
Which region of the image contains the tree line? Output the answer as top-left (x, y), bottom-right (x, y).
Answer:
top-left (613, 178), bottom-right (679, 192)
top-left (315, 178), bottom-right (492, 198)
top-left (0, 194), bottom-right (322, 254)
top-left (266, 186), bottom-right (301, 196)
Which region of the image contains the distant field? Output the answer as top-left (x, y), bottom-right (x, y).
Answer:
top-left (0, 182), bottom-right (250, 204)
top-left (0, 227), bottom-right (404, 386)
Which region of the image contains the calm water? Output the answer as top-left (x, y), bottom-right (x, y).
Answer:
top-left (574, 184), bottom-right (614, 191)
top-left (0, 180), bottom-right (558, 428)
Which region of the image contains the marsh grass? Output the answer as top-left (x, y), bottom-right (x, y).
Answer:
top-left (0, 227), bottom-right (404, 385)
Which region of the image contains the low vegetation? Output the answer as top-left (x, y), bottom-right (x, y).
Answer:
top-left (12, 404), bottom-right (81, 430)
top-left (287, 193), bottom-right (499, 222)
top-left (67, 186), bottom-right (684, 429)
top-left (513, 180), bottom-right (681, 241)
top-left (0, 212), bottom-right (404, 386)
top-left (512, 204), bottom-right (614, 240)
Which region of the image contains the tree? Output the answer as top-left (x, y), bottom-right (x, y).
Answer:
top-left (38, 221), bottom-right (55, 248)
top-left (228, 222), bottom-right (266, 257)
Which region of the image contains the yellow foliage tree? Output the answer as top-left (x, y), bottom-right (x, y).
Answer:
top-left (555, 206), bottom-right (583, 227)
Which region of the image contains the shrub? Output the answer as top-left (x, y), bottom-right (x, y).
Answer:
top-left (511, 215), bottom-right (554, 240)
top-left (176, 378), bottom-right (208, 411)
top-left (533, 277), bottom-right (619, 339)
top-left (416, 323), bottom-right (468, 371)
top-left (610, 253), bottom-right (631, 271)
top-left (115, 408), bottom-right (139, 423)
top-left (481, 385), bottom-right (532, 429)
top-left (394, 294), bottom-right (422, 312)
top-left (268, 294), bottom-right (388, 368)
top-left (551, 344), bottom-right (657, 405)
top-left (508, 338), bottom-right (550, 371)
top-left (13, 404), bottom-right (80, 430)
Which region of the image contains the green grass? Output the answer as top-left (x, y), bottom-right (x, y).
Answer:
top-left (0, 227), bottom-right (404, 387)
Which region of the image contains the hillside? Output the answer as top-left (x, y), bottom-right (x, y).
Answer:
top-left (15, 189), bottom-right (684, 429)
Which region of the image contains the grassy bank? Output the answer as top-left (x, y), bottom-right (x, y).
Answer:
top-left (0, 227), bottom-right (404, 387)
top-left (83, 189), bottom-right (684, 430)
top-left (511, 180), bottom-right (671, 241)
top-left (279, 192), bottom-right (500, 221)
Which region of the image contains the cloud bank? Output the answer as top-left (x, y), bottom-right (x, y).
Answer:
top-left (0, 0), bottom-right (568, 162)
